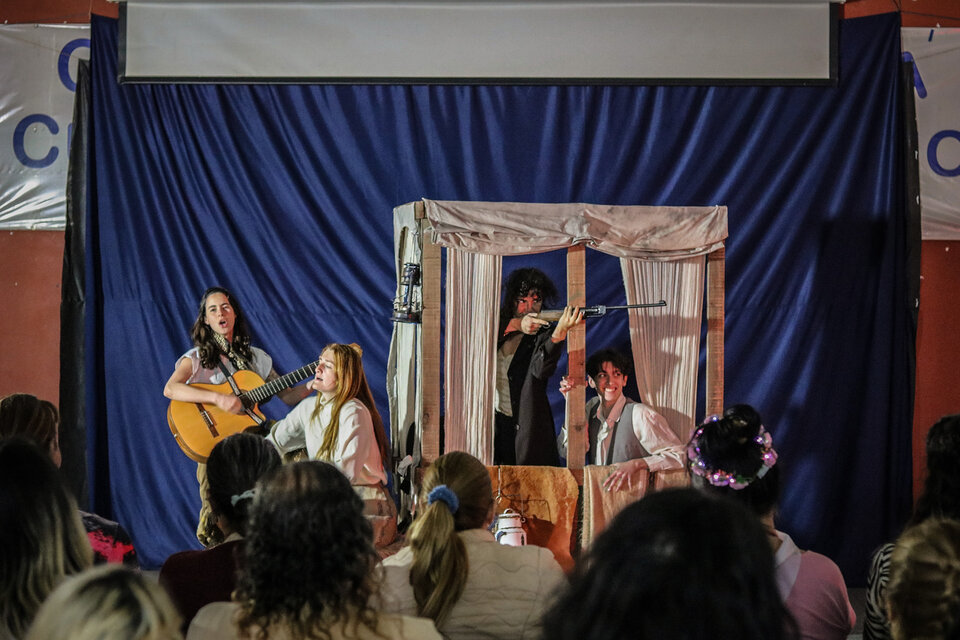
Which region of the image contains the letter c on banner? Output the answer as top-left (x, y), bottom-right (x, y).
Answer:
top-left (928, 130), bottom-right (960, 177)
top-left (14, 115), bottom-right (60, 168)
top-left (59, 38), bottom-right (91, 92)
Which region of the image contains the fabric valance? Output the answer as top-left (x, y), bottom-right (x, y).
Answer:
top-left (423, 199), bottom-right (728, 260)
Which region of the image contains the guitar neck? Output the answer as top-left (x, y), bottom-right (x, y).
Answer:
top-left (242, 360), bottom-right (318, 405)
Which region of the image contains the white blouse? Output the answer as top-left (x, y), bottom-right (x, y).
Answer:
top-left (267, 396), bottom-right (386, 486)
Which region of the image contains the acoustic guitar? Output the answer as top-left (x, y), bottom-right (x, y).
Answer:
top-left (167, 360), bottom-right (318, 462)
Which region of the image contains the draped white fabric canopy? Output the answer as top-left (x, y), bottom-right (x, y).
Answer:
top-left (389, 199), bottom-right (727, 467)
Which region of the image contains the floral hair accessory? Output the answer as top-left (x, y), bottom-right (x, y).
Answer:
top-left (427, 484), bottom-right (460, 514)
top-left (686, 415), bottom-right (779, 490)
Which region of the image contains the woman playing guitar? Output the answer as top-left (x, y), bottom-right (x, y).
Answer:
top-left (164, 286), bottom-right (310, 547)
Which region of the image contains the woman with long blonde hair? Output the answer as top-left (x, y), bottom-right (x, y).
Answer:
top-left (380, 451), bottom-right (563, 639)
top-left (0, 438), bottom-right (92, 639)
top-left (268, 343), bottom-right (395, 546)
top-left (27, 565), bottom-right (182, 640)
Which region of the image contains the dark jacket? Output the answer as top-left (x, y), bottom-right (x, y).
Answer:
top-left (500, 327), bottom-right (562, 466)
top-left (159, 538), bottom-right (244, 634)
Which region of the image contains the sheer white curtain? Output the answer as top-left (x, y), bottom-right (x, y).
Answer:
top-left (444, 249), bottom-right (501, 462)
top-left (621, 256), bottom-right (705, 442)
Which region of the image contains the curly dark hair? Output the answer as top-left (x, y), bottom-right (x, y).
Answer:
top-left (540, 488), bottom-right (796, 640)
top-left (910, 414), bottom-right (960, 527)
top-left (235, 461), bottom-right (381, 640)
top-left (189, 286), bottom-right (254, 370)
top-left (498, 267), bottom-right (559, 334)
top-left (689, 404), bottom-right (780, 517)
top-left (206, 433), bottom-right (280, 537)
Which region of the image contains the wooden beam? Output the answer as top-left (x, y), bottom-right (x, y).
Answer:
top-left (417, 202), bottom-right (442, 463)
top-left (565, 245), bottom-right (586, 469)
top-left (705, 247), bottom-right (725, 416)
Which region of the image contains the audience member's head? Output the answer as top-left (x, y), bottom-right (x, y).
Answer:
top-left (886, 518), bottom-right (960, 640)
top-left (541, 488), bottom-right (792, 640)
top-left (911, 414), bottom-right (960, 527)
top-left (0, 392), bottom-right (61, 467)
top-left (234, 461), bottom-right (381, 638)
top-left (25, 564), bottom-right (182, 640)
top-left (206, 433), bottom-right (281, 537)
top-left (686, 404), bottom-right (780, 517)
top-left (407, 451), bottom-right (494, 624)
top-left (0, 438), bottom-right (92, 638)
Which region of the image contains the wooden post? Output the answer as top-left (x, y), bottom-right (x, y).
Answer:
top-left (565, 245), bottom-right (586, 469)
top-left (416, 201), bottom-right (442, 464)
top-left (705, 247), bottom-right (725, 416)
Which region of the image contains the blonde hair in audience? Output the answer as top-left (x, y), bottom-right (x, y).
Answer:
top-left (26, 564), bottom-right (182, 640)
top-left (310, 343), bottom-right (389, 463)
top-left (0, 393), bottom-right (60, 459)
top-left (0, 439), bottom-right (92, 638)
top-left (408, 451), bottom-right (493, 626)
top-left (886, 518), bottom-right (960, 640)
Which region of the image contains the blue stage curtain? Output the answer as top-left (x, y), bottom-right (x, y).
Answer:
top-left (87, 13), bottom-right (910, 576)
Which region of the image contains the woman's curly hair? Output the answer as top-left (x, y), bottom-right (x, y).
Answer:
top-left (234, 461), bottom-right (381, 640)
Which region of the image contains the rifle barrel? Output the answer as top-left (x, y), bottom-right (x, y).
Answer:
top-left (536, 300), bottom-right (666, 322)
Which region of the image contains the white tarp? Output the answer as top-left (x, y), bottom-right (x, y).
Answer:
top-left (903, 28), bottom-right (960, 240)
top-left (0, 24), bottom-right (89, 230)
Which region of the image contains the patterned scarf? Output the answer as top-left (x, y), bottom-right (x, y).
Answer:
top-left (212, 331), bottom-right (249, 371)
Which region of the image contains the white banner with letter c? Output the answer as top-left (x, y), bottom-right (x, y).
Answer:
top-left (0, 24), bottom-right (89, 230)
top-left (903, 28), bottom-right (960, 240)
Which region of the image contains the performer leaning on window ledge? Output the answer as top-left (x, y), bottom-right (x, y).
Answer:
top-left (558, 348), bottom-right (684, 491)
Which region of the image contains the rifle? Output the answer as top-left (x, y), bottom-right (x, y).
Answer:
top-left (537, 300), bottom-right (666, 322)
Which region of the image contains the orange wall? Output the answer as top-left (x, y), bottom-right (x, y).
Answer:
top-left (0, 231), bottom-right (64, 402)
top-left (843, 0), bottom-right (960, 26)
top-left (914, 242), bottom-right (960, 496)
top-left (0, 0), bottom-right (116, 23)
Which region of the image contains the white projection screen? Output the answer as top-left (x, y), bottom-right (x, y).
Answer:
top-left (118, 1), bottom-right (839, 84)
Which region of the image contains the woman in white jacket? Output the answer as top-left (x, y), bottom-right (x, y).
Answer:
top-left (380, 451), bottom-right (564, 639)
top-left (268, 343), bottom-right (396, 547)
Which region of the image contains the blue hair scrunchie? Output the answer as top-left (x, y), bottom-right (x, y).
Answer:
top-left (427, 484), bottom-right (459, 514)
